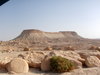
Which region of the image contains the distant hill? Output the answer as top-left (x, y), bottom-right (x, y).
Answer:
top-left (11, 29), bottom-right (100, 50)
top-left (14, 29), bottom-right (83, 43)
top-left (0, 29), bottom-right (100, 51)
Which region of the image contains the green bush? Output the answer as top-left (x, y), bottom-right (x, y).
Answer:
top-left (50, 56), bottom-right (75, 73)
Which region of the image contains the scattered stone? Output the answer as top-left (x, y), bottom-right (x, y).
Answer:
top-left (88, 46), bottom-right (97, 50)
top-left (18, 52), bottom-right (45, 68)
top-left (63, 46), bottom-right (75, 51)
top-left (44, 46), bottom-right (52, 50)
top-left (51, 45), bottom-right (62, 50)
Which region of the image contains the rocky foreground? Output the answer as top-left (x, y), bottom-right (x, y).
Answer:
top-left (0, 50), bottom-right (100, 75)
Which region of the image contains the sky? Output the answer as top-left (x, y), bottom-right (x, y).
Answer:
top-left (0, 0), bottom-right (100, 41)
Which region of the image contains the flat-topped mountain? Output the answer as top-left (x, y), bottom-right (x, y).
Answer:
top-left (11, 29), bottom-right (100, 50)
top-left (1, 29), bottom-right (100, 50)
top-left (14, 29), bottom-right (83, 43)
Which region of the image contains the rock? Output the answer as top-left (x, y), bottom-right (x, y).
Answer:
top-left (96, 47), bottom-right (100, 51)
top-left (61, 51), bottom-right (85, 63)
top-left (27, 52), bottom-right (45, 68)
top-left (88, 46), bottom-right (97, 50)
top-left (48, 51), bottom-right (85, 63)
top-left (63, 46), bottom-right (75, 51)
top-left (88, 46), bottom-right (100, 51)
top-left (65, 57), bottom-right (82, 69)
top-left (52, 51), bottom-right (84, 67)
top-left (44, 46), bottom-right (52, 50)
top-left (78, 50), bottom-right (100, 59)
top-left (18, 51), bottom-right (45, 68)
top-left (0, 57), bottom-right (12, 69)
top-left (41, 56), bottom-right (51, 71)
top-left (41, 51), bottom-right (83, 71)
top-left (85, 56), bottom-right (100, 67)
top-left (29, 62), bottom-right (41, 68)
top-left (23, 47), bottom-right (30, 51)
top-left (41, 51), bottom-right (58, 71)
top-left (6, 58), bottom-right (29, 73)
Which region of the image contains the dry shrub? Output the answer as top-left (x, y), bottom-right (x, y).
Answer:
top-left (50, 56), bottom-right (75, 73)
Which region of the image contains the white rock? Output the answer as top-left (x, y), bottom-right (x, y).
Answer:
top-left (6, 58), bottom-right (29, 73)
top-left (85, 56), bottom-right (100, 67)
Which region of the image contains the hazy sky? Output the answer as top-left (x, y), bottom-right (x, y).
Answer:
top-left (0, 0), bottom-right (100, 41)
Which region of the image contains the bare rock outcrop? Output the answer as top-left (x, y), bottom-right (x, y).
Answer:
top-left (85, 56), bottom-right (100, 67)
top-left (18, 51), bottom-right (45, 68)
top-left (6, 58), bottom-right (29, 73)
top-left (78, 50), bottom-right (100, 59)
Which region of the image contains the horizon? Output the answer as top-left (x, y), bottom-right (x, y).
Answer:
top-left (0, 0), bottom-right (100, 41)
top-left (2, 29), bottom-right (100, 41)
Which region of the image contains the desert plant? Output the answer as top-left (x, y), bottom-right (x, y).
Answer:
top-left (50, 56), bottom-right (75, 73)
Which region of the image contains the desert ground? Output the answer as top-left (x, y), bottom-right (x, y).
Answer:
top-left (0, 29), bottom-right (100, 75)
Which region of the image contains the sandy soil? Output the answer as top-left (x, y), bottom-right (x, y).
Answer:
top-left (0, 67), bottom-right (100, 75)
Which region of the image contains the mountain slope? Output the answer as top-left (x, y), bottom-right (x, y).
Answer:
top-left (14, 29), bottom-right (84, 43)
top-left (1, 29), bottom-right (100, 50)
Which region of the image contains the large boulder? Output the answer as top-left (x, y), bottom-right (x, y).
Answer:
top-left (78, 50), bottom-right (100, 59)
top-left (0, 57), bottom-right (12, 69)
top-left (85, 56), bottom-right (100, 67)
top-left (60, 51), bottom-right (85, 63)
top-left (66, 57), bottom-right (82, 69)
top-left (41, 51), bottom-right (56, 71)
top-left (47, 51), bottom-right (85, 63)
top-left (41, 51), bottom-right (84, 71)
top-left (6, 58), bottom-right (29, 73)
top-left (41, 56), bottom-right (51, 71)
